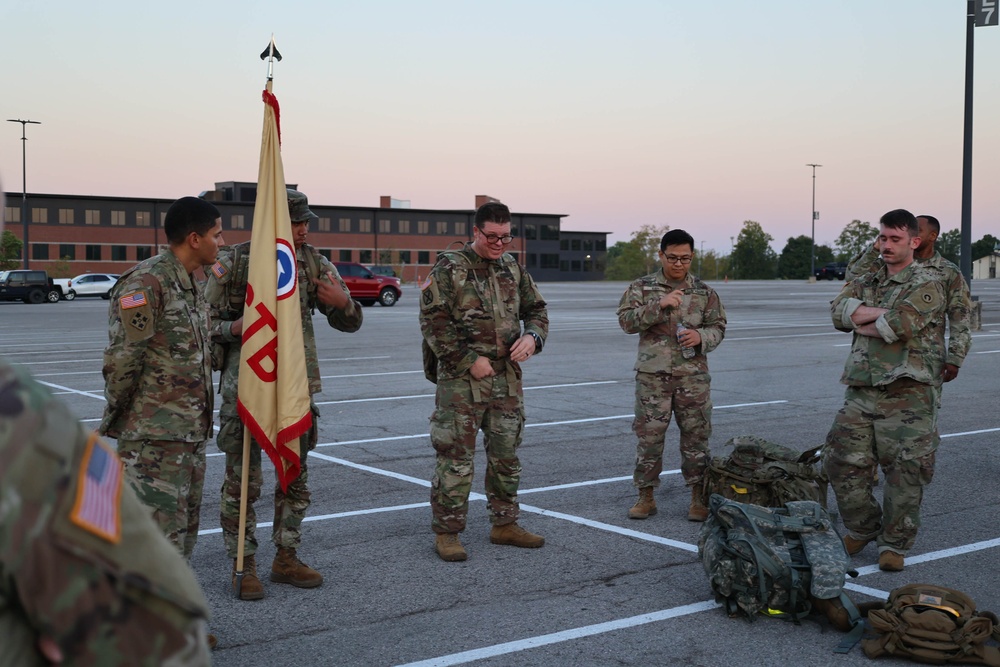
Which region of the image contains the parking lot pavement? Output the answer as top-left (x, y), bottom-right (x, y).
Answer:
top-left (3, 278), bottom-right (999, 666)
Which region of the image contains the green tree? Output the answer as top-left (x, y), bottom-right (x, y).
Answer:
top-left (938, 229), bottom-right (960, 264)
top-left (834, 220), bottom-right (876, 262)
top-left (604, 224), bottom-right (669, 280)
top-left (0, 230), bottom-right (23, 270)
top-left (732, 220), bottom-right (777, 279)
top-left (777, 235), bottom-right (833, 279)
top-left (971, 234), bottom-right (1000, 261)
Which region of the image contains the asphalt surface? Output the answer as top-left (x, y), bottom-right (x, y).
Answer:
top-left (2, 278), bottom-right (999, 667)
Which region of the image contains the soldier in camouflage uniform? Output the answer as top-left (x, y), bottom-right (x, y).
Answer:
top-left (824, 209), bottom-right (948, 572)
top-left (100, 197), bottom-right (223, 560)
top-left (618, 229), bottom-right (727, 522)
top-left (419, 201), bottom-right (549, 562)
top-left (206, 189), bottom-right (363, 599)
top-left (0, 198), bottom-right (212, 666)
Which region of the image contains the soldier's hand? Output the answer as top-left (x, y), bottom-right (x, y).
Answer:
top-left (658, 289), bottom-right (684, 310)
top-left (678, 327), bottom-right (701, 348)
top-left (470, 356), bottom-right (495, 380)
top-left (315, 272), bottom-right (350, 309)
top-left (509, 334), bottom-right (536, 363)
top-left (230, 317), bottom-right (244, 337)
top-left (37, 636), bottom-right (63, 663)
top-left (943, 363), bottom-right (960, 382)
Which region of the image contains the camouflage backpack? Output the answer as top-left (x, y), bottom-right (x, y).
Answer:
top-left (421, 250), bottom-right (521, 384)
top-left (863, 584), bottom-right (1000, 665)
top-left (701, 435), bottom-right (828, 508)
top-left (698, 494), bottom-right (863, 650)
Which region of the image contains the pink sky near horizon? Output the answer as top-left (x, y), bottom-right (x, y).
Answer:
top-left (2, 1), bottom-right (998, 254)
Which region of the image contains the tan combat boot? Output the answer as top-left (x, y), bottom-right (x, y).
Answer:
top-left (207, 634), bottom-right (218, 650)
top-left (687, 485), bottom-right (709, 522)
top-left (878, 551), bottom-right (904, 572)
top-left (270, 547), bottom-right (323, 588)
top-left (231, 554), bottom-right (265, 600)
top-left (843, 535), bottom-right (873, 556)
top-left (435, 533), bottom-right (468, 562)
top-left (490, 522), bottom-right (545, 548)
top-left (628, 487), bottom-right (657, 520)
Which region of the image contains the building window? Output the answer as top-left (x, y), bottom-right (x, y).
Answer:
top-left (358, 219), bottom-right (371, 233)
top-left (571, 260), bottom-right (581, 271)
top-left (583, 239), bottom-right (594, 251)
top-left (136, 211), bottom-right (151, 227)
top-left (597, 239), bottom-right (607, 251)
top-left (111, 210), bottom-right (126, 226)
top-left (59, 244), bottom-right (76, 260)
top-left (32, 244), bottom-right (49, 260)
top-left (319, 249), bottom-right (332, 260)
top-left (541, 224), bottom-right (560, 240)
top-left (111, 245), bottom-right (127, 261)
top-left (399, 250), bottom-right (411, 264)
top-left (560, 239), bottom-right (569, 251)
top-left (560, 260), bottom-right (569, 272)
top-left (59, 208), bottom-right (74, 225)
top-left (527, 253), bottom-right (537, 268)
top-left (583, 259), bottom-right (593, 272)
top-left (418, 220), bottom-right (429, 234)
top-left (231, 215), bottom-right (245, 230)
top-left (417, 250), bottom-right (430, 264)
top-left (571, 239), bottom-right (581, 251)
top-left (318, 217), bottom-right (331, 232)
top-left (379, 219), bottom-right (391, 234)
top-left (339, 218), bottom-right (351, 232)
top-left (435, 221), bottom-right (448, 235)
top-left (455, 222), bottom-right (467, 236)
top-left (31, 208), bottom-right (48, 223)
top-left (85, 210), bottom-right (100, 225)
top-left (359, 250), bottom-right (372, 263)
top-left (398, 220), bottom-right (410, 234)
top-left (541, 253), bottom-right (560, 269)
top-left (339, 249), bottom-right (352, 262)
top-left (137, 246), bottom-right (153, 261)
top-left (4, 207), bottom-right (19, 222)
top-left (86, 245), bottom-right (102, 261)
top-left (160, 211), bottom-right (167, 227)
top-left (523, 224), bottom-right (536, 240)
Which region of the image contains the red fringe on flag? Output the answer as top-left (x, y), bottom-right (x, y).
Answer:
top-left (262, 89), bottom-right (281, 146)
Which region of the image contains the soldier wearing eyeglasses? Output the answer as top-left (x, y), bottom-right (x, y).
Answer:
top-left (419, 201), bottom-right (549, 562)
top-left (617, 229), bottom-right (727, 522)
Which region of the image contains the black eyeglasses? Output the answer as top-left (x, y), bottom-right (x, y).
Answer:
top-left (480, 232), bottom-right (514, 245)
top-left (662, 254), bottom-right (693, 265)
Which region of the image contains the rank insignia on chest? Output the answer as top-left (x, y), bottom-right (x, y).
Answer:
top-left (119, 291), bottom-right (147, 310)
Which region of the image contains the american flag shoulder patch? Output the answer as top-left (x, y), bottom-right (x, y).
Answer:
top-left (70, 434), bottom-right (123, 543)
top-left (119, 291), bottom-right (148, 310)
top-left (211, 262), bottom-right (228, 279)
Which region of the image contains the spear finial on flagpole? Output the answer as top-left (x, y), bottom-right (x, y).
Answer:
top-left (259, 34), bottom-right (282, 82)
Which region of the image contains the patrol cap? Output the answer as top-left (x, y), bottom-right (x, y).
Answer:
top-left (287, 189), bottom-right (319, 223)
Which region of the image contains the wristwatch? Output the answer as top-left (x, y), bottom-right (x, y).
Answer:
top-left (528, 331), bottom-right (542, 351)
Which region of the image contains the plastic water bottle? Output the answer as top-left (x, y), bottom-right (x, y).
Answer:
top-left (677, 323), bottom-right (696, 359)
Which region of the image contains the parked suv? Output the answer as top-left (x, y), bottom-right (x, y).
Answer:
top-left (814, 262), bottom-right (847, 281)
top-left (66, 273), bottom-right (120, 299)
top-left (0, 269), bottom-right (60, 304)
top-left (333, 262), bottom-right (402, 307)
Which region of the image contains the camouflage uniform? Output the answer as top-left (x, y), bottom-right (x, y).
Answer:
top-left (824, 261), bottom-right (947, 555)
top-left (1, 359), bottom-right (211, 666)
top-left (419, 246), bottom-right (548, 534)
top-left (617, 271), bottom-right (727, 488)
top-left (206, 241), bottom-right (362, 558)
top-left (99, 250), bottom-right (214, 559)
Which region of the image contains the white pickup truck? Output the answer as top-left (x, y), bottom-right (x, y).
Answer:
top-left (52, 278), bottom-right (73, 300)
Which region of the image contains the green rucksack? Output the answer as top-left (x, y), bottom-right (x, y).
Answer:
top-left (699, 494), bottom-right (863, 650)
top-left (864, 584), bottom-right (1000, 665)
top-left (701, 435), bottom-right (828, 508)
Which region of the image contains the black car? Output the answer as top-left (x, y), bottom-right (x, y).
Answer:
top-left (814, 262), bottom-right (847, 281)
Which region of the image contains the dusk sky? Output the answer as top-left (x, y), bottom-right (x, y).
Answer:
top-left (3, 1), bottom-right (999, 253)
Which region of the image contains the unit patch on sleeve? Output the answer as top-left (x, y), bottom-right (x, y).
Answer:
top-left (70, 434), bottom-right (124, 543)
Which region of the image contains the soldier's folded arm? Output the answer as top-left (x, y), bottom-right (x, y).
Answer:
top-left (876, 281), bottom-right (945, 343)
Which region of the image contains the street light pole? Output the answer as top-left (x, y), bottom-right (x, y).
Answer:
top-left (806, 163), bottom-right (822, 279)
top-left (7, 118), bottom-right (42, 269)
top-left (729, 236), bottom-right (735, 279)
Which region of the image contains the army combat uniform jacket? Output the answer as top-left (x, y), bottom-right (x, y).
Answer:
top-left (832, 262), bottom-right (947, 388)
top-left (100, 250), bottom-right (213, 442)
top-left (617, 270), bottom-right (727, 376)
top-left (419, 246), bottom-right (548, 386)
top-left (0, 360), bottom-right (211, 667)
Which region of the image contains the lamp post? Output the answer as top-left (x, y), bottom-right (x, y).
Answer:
top-left (7, 119), bottom-right (41, 269)
top-left (698, 240), bottom-right (704, 276)
top-left (729, 236), bottom-right (735, 279)
top-left (806, 163), bottom-right (822, 280)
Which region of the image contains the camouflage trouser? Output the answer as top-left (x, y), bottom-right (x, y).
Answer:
top-left (823, 379), bottom-right (939, 555)
top-left (217, 404), bottom-right (320, 558)
top-left (117, 438), bottom-right (207, 559)
top-left (429, 373), bottom-right (524, 534)
top-left (632, 371), bottom-right (712, 488)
